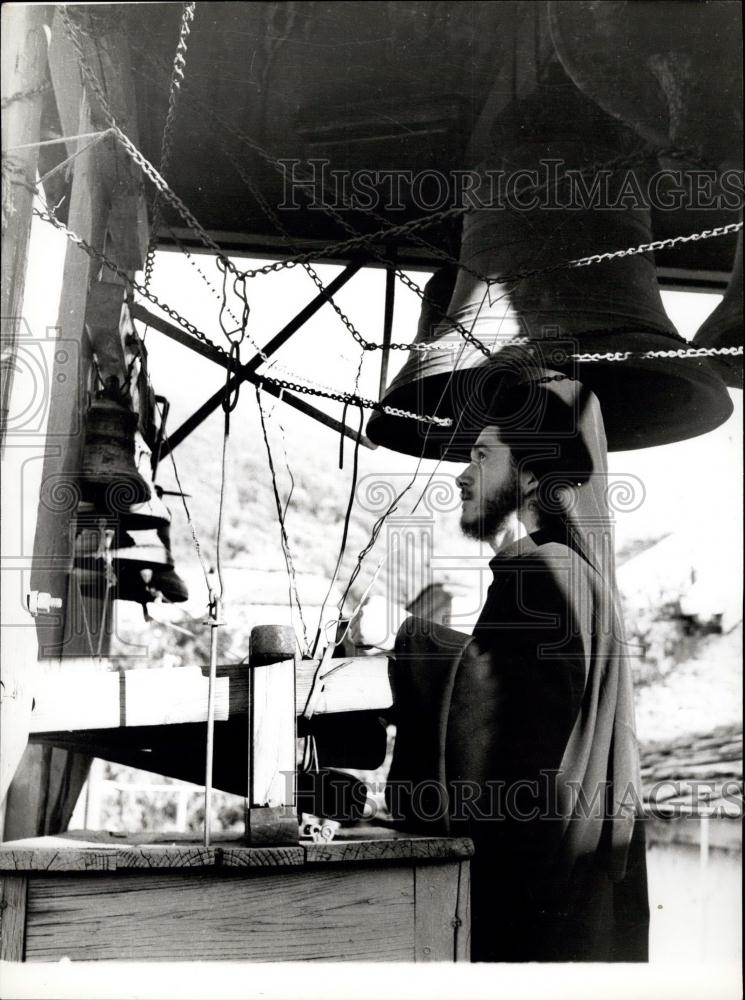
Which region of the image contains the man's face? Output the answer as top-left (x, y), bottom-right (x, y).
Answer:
top-left (456, 426), bottom-right (519, 541)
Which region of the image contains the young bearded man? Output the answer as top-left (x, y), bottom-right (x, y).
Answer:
top-left (351, 371), bottom-right (649, 962)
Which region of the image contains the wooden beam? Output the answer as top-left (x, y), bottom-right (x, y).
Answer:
top-left (246, 626), bottom-right (298, 844)
top-left (159, 262), bottom-right (363, 451)
top-left (28, 655), bottom-right (394, 735)
top-left (84, 280), bottom-right (127, 384)
top-left (130, 303), bottom-right (376, 452)
top-left (0, 2), bottom-right (50, 806)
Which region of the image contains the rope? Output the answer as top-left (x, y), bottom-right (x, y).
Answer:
top-left (1, 80), bottom-right (51, 110)
top-left (144, 2), bottom-right (197, 290)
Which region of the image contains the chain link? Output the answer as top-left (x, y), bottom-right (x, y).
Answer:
top-left (32, 202), bottom-right (452, 426)
top-left (143, 2), bottom-right (196, 290)
top-left (33, 202), bottom-right (741, 428)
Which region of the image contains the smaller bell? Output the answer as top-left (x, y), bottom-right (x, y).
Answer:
top-left (80, 378), bottom-right (151, 507)
top-left (73, 525), bottom-right (132, 564)
top-left (150, 515), bottom-right (189, 604)
top-left (149, 566), bottom-right (190, 604)
top-left (125, 435), bottom-right (172, 529)
top-left (72, 564), bottom-right (156, 606)
top-left (693, 229), bottom-right (743, 389)
top-left (74, 496), bottom-right (170, 533)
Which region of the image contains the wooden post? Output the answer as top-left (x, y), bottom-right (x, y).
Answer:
top-left (246, 625), bottom-right (298, 845)
top-left (0, 4), bottom-right (50, 808)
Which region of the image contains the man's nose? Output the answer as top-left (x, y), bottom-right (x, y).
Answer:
top-left (456, 466), bottom-right (472, 489)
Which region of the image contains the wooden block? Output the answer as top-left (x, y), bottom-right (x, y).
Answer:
top-left (414, 863), bottom-right (463, 961)
top-left (0, 876), bottom-right (27, 962)
top-left (245, 806), bottom-right (298, 846)
top-left (247, 639), bottom-right (297, 844)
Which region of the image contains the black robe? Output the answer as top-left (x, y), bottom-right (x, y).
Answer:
top-left (387, 529), bottom-right (649, 962)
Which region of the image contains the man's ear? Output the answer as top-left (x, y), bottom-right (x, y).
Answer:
top-left (519, 468), bottom-right (539, 500)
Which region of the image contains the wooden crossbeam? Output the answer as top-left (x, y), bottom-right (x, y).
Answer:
top-left (160, 261), bottom-right (364, 453)
top-left (130, 301), bottom-right (376, 451)
top-left (28, 656), bottom-right (394, 735)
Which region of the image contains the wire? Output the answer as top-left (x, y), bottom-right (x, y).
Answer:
top-left (256, 385), bottom-right (310, 654)
top-left (311, 403), bottom-right (365, 658)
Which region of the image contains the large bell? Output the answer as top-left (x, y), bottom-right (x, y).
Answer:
top-left (692, 230), bottom-right (743, 389)
top-left (367, 73), bottom-right (733, 458)
top-left (548, 1), bottom-right (743, 170)
top-left (80, 378), bottom-right (151, 506)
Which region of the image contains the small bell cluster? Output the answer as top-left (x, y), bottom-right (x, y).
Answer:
top-left (73, 377), bottom-right (189, 609)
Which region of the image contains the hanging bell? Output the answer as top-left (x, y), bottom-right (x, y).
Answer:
top-left (112, 433), bottom-right (171, 530)
top-left (692, 229), bottom-right (743, 389)
top-left (367, 71), bottom-right (733, 458)
top-left (74, 528), bottom-right (173, 605)
top-left (548, 1), bottom-right (743, 170)
top-left (73, 524), bottom-right (133, 564)
top-left (72, 564), bottom-right (156, 606)
top-left (149, 516), bottom-right (189, 604)
top-left (80, 377), bottom-right (151, 507)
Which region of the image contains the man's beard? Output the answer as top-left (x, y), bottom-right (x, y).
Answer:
top-left (460, 481), bottom-right (519, 541)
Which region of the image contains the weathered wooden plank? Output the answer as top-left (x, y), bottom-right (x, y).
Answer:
top-left (0, 847), bottom-right (116, 872)
top-left (29, 655), bottom-right (393, 734)
top-left (113, 846), bottom-right (218, 870)
top-left (29, 663), bottom-right (232, 732)
top-left (218, 846), bottom-right (304, 868)
top-left (414, 863), bottom-right (461, 961)
top-left (0, 876), bottom-right (27, 962)
top-left (24, 866), bottom-right (416, 962)
top-left (304, 835), bottom-right (474, 865)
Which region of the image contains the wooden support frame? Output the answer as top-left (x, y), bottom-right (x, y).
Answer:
top-left (157, 261), bottom-right (363, 453)
top-left (28, 655), bottom-right (393, 735)
top-left (130, 297), bottom-right (377, 454)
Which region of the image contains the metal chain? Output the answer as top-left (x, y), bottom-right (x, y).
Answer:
top-left (31, 203), bottom-right (451, 426)
top-left (164, 223), bottom-right (242, 329)
top-left (1, 80), bottom-right (51, 110)
top-left (144, 2), bottom-right (196, 290)
top-left (34, 201), bottom-right (741, 391)
top-left (100, 31), bottom-right (737, 363)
